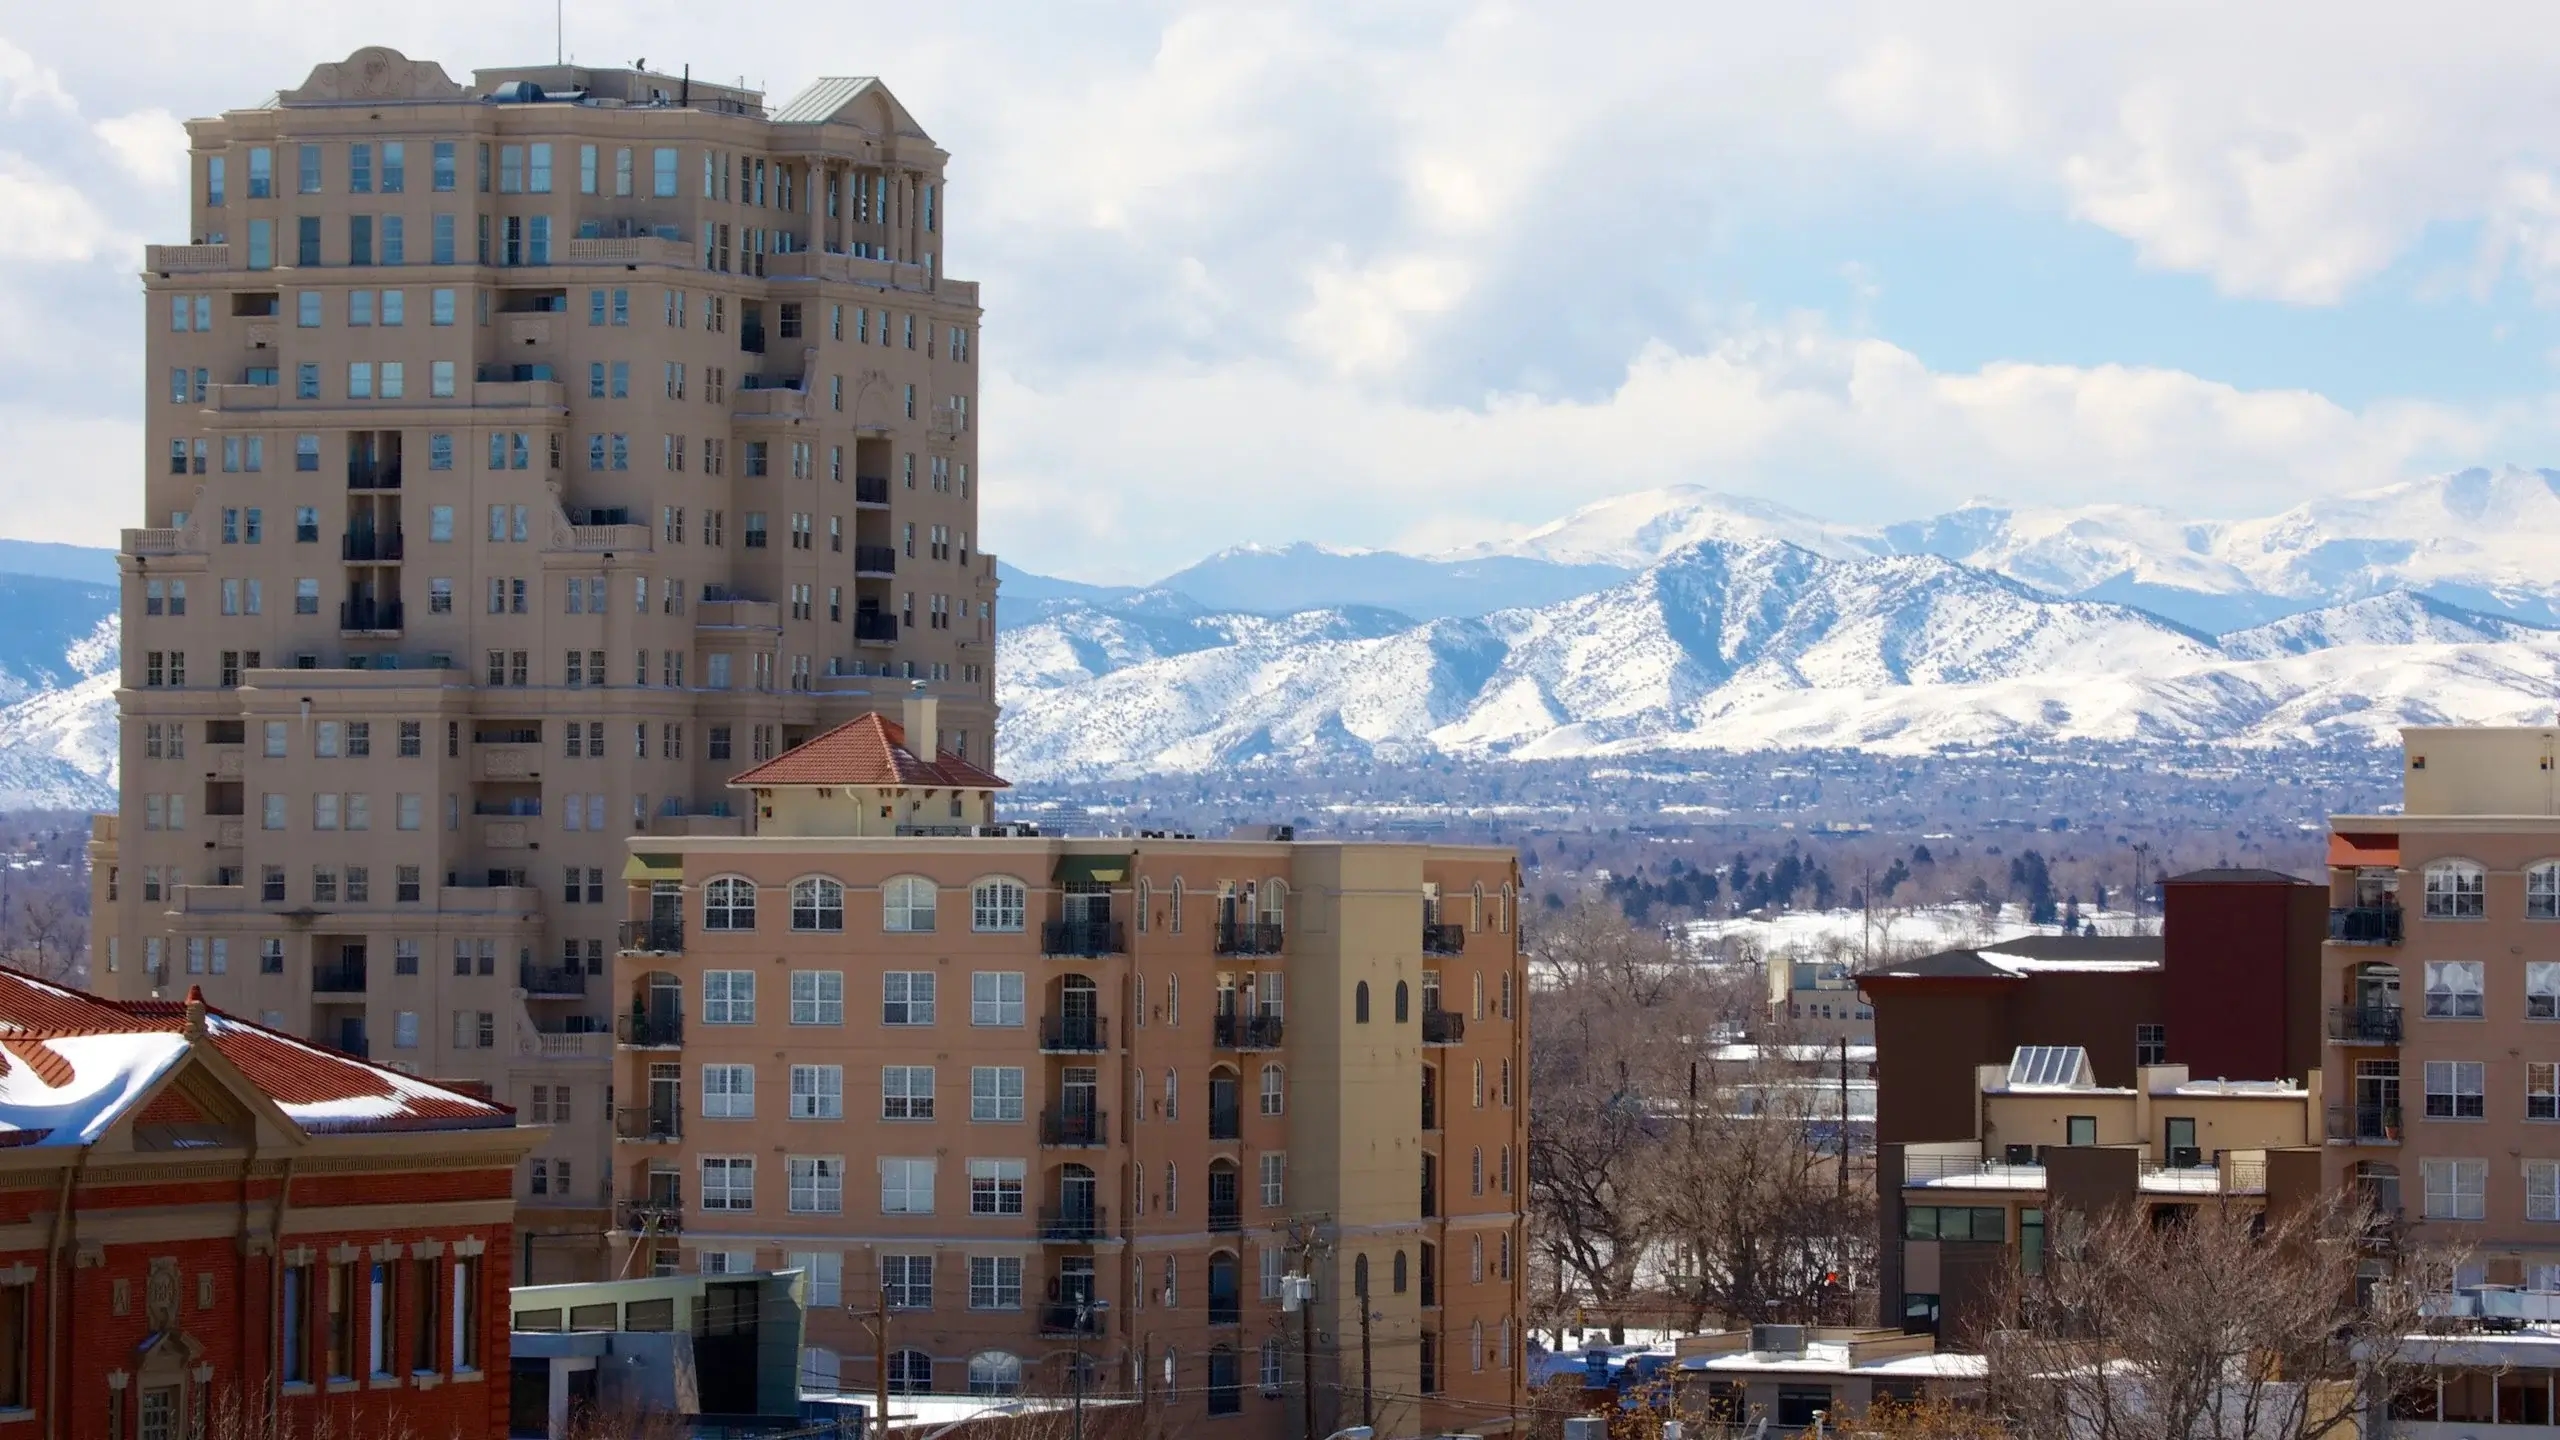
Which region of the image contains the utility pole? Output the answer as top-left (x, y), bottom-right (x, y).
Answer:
top-left (1356, 1269), bottom-right (1374, 1428)
top-left (847, 1300), bottom-right (891, 1440)
top-left (1301, 1284), bottom-right (1318, 1440)
top-left (1837, 1036), bottom-right (1851, 1204)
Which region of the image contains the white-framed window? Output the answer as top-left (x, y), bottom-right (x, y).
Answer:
top-left (967, 1259), bottom-right (1024, 1311)
top-left (703, 969), bottom-right (755, 1024)
top-left (1260, 1064), bottom-right (1285, 1116)
top-left (789, 1156), bottom-right (845, 1213)
top-left (2531, 962), bottom-right (2560, 1020)
top-left (1260, 1247), bottom-right (1285, 1303)
top-left (2536, 1061), bottom-right (2560, 1121)
top-left (884, 971), bottom-right (936, 1025)
top-left (971, 1066), bottom-right (1025, 1122)
top-left (883, 1065), bottom-right (936, 1120)
top-left (2533, 861), bottom-right (2560, 920)
top-left (1260, 1337), bottom-right (1284, 1394)
top-left (2425, 860), bottom-right (2487, 919)
top-left (704, 876), bottom-right (756, 930)
top-left (791, 970), bottom-right (845, 1025)
top-left (702, 1064), bottom-right (754, 1119)
top-left (787, 1251), bottom-right (844, 1308)
top-left (1260, 1152), bottom-right (1285, 1207)
top-left (972, 878), bottom-right (1027, 932)
top-left (880, 1157), bottom-right (935, 1214)
top-left (2532, 1161), bottom-right (2560, 1222)
top-left (790, 1064), bottom-right (843, 1119)
top-left (969, 1159), bottom-right (1026, 1215)
top-left (972, 971), bottom-right (1026, 1026)
top-left (968, 1350), bottom-right (1023, 1397)
top-left (700, 1156), bottom-right (754, 1211)
top-left (885, 875), bottom-right (938, 932)
top-left (800, 1346), bottom-right (842, 1393)
top-left (2425, 961), bottom-right (2485, 1019)
top-left (2423, 1157), bottom-right (2487, 1220)
top-left (882, 1255), bottom-right (933, 1310)
top-left (792, 876), bottom-right (845, 931)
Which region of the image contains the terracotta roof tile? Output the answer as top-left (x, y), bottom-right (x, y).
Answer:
top-left (728, 711), bottom-right (1010, 791)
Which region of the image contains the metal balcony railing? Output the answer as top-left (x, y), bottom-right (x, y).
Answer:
top-left (619, 919), bottom-right (684, 954)
top-left (520, 961), bottom-right (589, 997)
top-left (616, 1200), bottom-right (684, 1234)
top-left (312, 961), bottom-right (367, 993)
top-left (1042, 920), bottom-right (1124, 958)
top-left (1039, 1302), bottom-right (1107, 1338)
top-left (346, 463), bottom-right (402, 490)
top-left (1207, 1204), bottom-right (1242, 1234)
top-left (1041, 1109), bottom-right (1108, 1147)
top-left (619, 1013), bottom-right (684, 1047)
top-left (2326, 1104), bottom-right (2402, 1143)
top-left (1423, 923), bottom-right (1466, 956)
top-left (853, 544), bottom-right (898, 575)
top-left (1208, 1293), bottom-right (1241, 1327)
top-left (2327, 1004), bottom-right (2403, 1044)
top-left (1039, 1207), bottom-right (1106, 1243)
top-left (2329, 907), bottom-right (2403, 945)
top-left (852, 612), bottom-right (900, 643)
top-left (314, 1033), bottom-right (369, 1059)
top-left (615, 1105), bottom-right (682, 1141)
top-left (1039, 1015), bottom-right (1109, 1052)
top-left (1213, 1014), bottom-right (1285, 1050)
top-left (854, 474), bottom-right (890, 505)
top-left (340, 530), bottom-right (404, 561)
top-left (1209, 1105), bottom-right (1242, 1142)
top-left (338, 600), bottom-right (403, 632)
top-left (1421, 1008), bottom-right (1466, 1044)
top-left (1215, 920), bottom-right (1284, 957)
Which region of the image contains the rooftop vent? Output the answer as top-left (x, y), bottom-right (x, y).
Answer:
top-left (1750, 1324), bottom-right (1806, 1356)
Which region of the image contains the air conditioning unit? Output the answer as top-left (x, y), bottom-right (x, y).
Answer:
top-left (1750, 1324), bottom-right (1807, 1356)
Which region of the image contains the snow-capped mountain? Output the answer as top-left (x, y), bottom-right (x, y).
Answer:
top-left (0, 575), bottom-right (121, 809)
top-left (1448, 486), bottom-right (1874, 568)
top-left (996, 537), bottom-right (2560, 782)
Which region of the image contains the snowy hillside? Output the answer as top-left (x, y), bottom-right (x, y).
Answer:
top-left (997, 538), bottom-right (2560, 781)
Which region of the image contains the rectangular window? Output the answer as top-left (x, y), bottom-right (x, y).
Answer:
top-left (703, 970), bottom-right (756, 1024)
top-left (653, 146), bottom-right (678, 197)
top-left (968, 1159), bottom-right (1026, 1216)
top-left (702, 1063), bottom-right (755, 1119)
top-left (2425, 1060), bottom-right (2487, 1119)
top-left (971, 971), bottom-right (1026, 1026)
top-left (880, 1158), bottom-right (935, 1215)
top-left (791, 1064), bottom-right (844, 1119)
top-left (969, 1066), bottom-right (1025, 1123)
top-left (2533, 1062), bottom-right (2559, 1121)
top-left (883, 971), bottom-right (936, 1025)
top-left (2533, 1160), bottom-right (2560, 1222)
top-left (2426, 961), bottom-right (2486, 1019)
top-left (968, 1256), bottom-right (1023, 1309)
top-left (791, 970), bottom-right (845, 1025)
top-left (790, 1156), bottom-right (844, 1214)
top-left (883, 1066), bottom-right (936, 1120)
top-left (700, 1156), bottom-right (755, 1211)
top-left (882, 1254), bottom-right (932, 1309)
top-left (2423, 1157), bottom-right (2488, 1220)
top-left (1261, 1152), bottom-right (1286, 1207)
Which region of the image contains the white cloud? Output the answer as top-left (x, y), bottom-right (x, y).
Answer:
top-left (92, 108), bottom-right (188, 191)
top-left (0, 153), bottom-right (128, 263)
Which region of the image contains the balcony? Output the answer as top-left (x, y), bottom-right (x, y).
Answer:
top-left (1039, 1207), bottom-right (1107, 1243)
top-left (346, 463), bottom-right (402, 491)
top-left (853, 612), bottom-right (900, 645)
top-left (474, 745), bottom-right (540, 781)
top-left (2325, 1104), bottom-right (2402, 1144)
top-left (740, 323), bottom-right (767, 354)
top-left (520, 961), bottom-right (589, 998)
top-left (619, 919), bottom-right (683, 954)
top-left (854, 545), bottom-right (898, 577)
top-left (855, 474), bottom-right (890, 507)
top-left (1208, 1292), bottom-right (1241, 1327)
top-left (339, 600), bottom-right (403, 633)
top-left (1207, 1203), bottom-right (1242, 1234)
top-left (519, 1030), bottom-right (613, 1063)
top-left (123, 528), bottom-right (190, 557)
top-left (146, 243), bottom-right (232, 274)
top-left (1421, 1009), bottom-right (1466, 1045)
top-left (615, 1105), bottom-right (682, 1142)
top-left (2327, 1004), bottom-right (2403, 1045)
top-left (1038, 1302), bottom-right (1107, 1339)
top-left (340, 530), bottom-right (404, 561)
top-left (618, 1013), bottom-right (684, 1048)
top-left (615, 1199), bottom-right (684, 1235)
top-left (1213, 1014), bottom-right (1285, 1051)
top-left (315, 1033), bottom-right (370, 1060)
top-left (1215, 920), bottom-right (1284, 957)
top-left (1423, 923), bottom-right (1466, 956)
top-left (1208, 1105), bottom-right (1242, 1143)
top-left (1042, 920), bottom-right (1125, 958)
top-left (312, 960), bottom-right (367, 994)
top-left (2329, 907), bottom-right (2403, 946)
top-left (1040, 1109), bottom-right (1109, 1148)
top-left (1421, 1179), bottom-right (1439, 1219)
top-left (1039, 1015), bottom-right (1109, 1053)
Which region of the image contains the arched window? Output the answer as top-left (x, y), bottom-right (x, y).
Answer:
top-left (1394, 980), bottom-right (1410, 1024)
top-left (1392, 1250), bottom-right (1408, 1294)
top-left (888, 1348), bottom-right (935, 1395)
top-left (1353, 1254), bottom-right (1370, 1298)
top-left (1162, 1255), bottom-right (1179, 1305)
top-left (967, 1351), bottom-right (1023, 1397)
top-left (801, 1346), bottom-right (842, 1393)
top-left (1471, 881), bottom-right (1486, 932)
top-left (1499, 882), bottom-right (1513, 934)
top-left (1471, 1320), bottom-right (1485, 1372)
top-left (972, 877), bottom-right (1027, 932)
top-left (1499, 1318), bottom-right (1513, 1369)
top-left (1207, 1251), bottom-right (1241, 1325)
top-left (1165, 1163), bottom-right (1178, 1216)
top-left (703, 876), bottom-right (756, 931)
top-left (2531, 861), bottom-right (2560, 920)
top-left (1137, 878), bottom-right (1153, 933)
top-left (790, 877), bottom-right (843, 931)
top-left (884, 875), bottom-right (938, 932)
top-left (1170, 877), bottom-right (1185, 933)
top-left (2424, 860), bottom-right (2486, 919)
top-left (1354, 981), bottom-right (1370, 1024)
top-left (1260, 1063), bottom-right (1285, 1117)
top-left (1261, 878), bottom-right (1288, 924)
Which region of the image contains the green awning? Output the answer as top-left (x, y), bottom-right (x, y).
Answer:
top-left (1054, 854), bottom-right (1131, 886)
top-left (622, 853), bottom-right (685, 881)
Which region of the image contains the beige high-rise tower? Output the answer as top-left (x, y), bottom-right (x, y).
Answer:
top-left (91, 46), bottom-right (994, 1278)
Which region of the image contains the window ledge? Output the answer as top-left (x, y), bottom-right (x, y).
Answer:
top-left (451, 1367), bottom-right (484, 1384)
top-left (0, 1406), bottom-right (36, 1426)
top-left (280, 1383), bottom-right (316, 1398)
top-left (412, 1372), bottom-right (443, 1390)
top-left (326, 1379), bottom-right (362, 1395)
top-left (368, 1374), bottom-right (404, 1390)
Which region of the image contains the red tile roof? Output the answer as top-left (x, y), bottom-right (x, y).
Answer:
top-left (727, 711), bottom-right (1010, 790)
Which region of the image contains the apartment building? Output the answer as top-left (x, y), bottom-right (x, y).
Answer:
top-left (609, 696), bottom-right (1530, 1438)
top-left (2321, 725), bottom-right (2560, 1287)
top-left (94, 44), bottom-right (992, 1279)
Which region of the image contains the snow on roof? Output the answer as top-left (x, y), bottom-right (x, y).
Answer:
top-left (1678, 1344), bottom-right (1988, 1380)
top-left (0, 1032), bottom-right (191, 1146)
top-left (1708, 1043), bottom-right (1877, 1064)
top-left (1907, 1166), bottom-right (2049, 1191)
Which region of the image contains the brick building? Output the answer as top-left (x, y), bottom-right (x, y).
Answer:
top-left (0, 965), bottom-right (532, 1438)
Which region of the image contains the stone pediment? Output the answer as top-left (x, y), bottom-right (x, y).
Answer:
top-left (281, 47), bottom-right (466, 105)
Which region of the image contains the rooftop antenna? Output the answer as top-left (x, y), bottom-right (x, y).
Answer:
top-left (555, 0), bottom-right (564, 65)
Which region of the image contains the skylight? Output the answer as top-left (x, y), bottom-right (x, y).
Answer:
top-left (2007, 1045), bottom-right (2093, 1088)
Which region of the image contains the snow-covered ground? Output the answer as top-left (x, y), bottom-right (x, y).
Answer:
top-left (1678, 902), bottom-right (2146, 965)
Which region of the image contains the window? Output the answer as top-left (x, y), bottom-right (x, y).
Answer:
top-left (1355, 981), bottom-right (1370, 1024)
top-left (2425, 961), bottom-right (2485, 1019)
top-left (971, 1066), bottom-right (1025, 1122)
top-left (973, 878), bottom-right (1027, 932)
top-left (703, 970), bottom-right (756, 1024)
top-left (881, 1158), bottom-right (935, 1214)
top-left (791, 971), bottom-right (845, 1025)
top-left (791, 1065), bottom-right (844, 1120)
top-left (2135, 1023), bottom-right (2168, 1067)
top-left (884, 875), bottom-right (938, 931)
top-left (2533, 1062), bottom-right (2558, 1121)
top-left (1261, 1152), bottom-right (1286, 1207)
top-left (884, 971), bottom-right (936, 1025)
top-left (2425, 1060), bottom-right (2486, 1119)
top-left (968, 1350), bottom-right (1023, 1395)
top-left (971, 971), bottom-right (1025, 1027)
top-left (701, 1156), bottom-right (754, 1211)
top-left (2426, 860), bottom-right (2487, 919)
top-left (1262, 1064), bottom-right (1285, 1116)
top-left (883, 1066), bottom-right (936, 1120)
top-left (969, 1159), bottom-right (1026, 1215)
top-left (1261, 1337), bottom-right (1284, 1395)
top-left (792, 877), bottom-right (845, 931)
top-left (968, 1259), bottom-right (1024, 1310)
top-left (2423, 1157), bottom-right (2487, 1220)
top-left (790, 1157), bottom-right (844, 1213)
top-left (702, 1064), bottom-right (754, 1119)
top-left (2532, 963), bottom-right (2560, 1020)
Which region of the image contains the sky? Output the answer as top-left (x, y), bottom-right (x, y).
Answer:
top-left (13, 2), bottom-right (2560, 582)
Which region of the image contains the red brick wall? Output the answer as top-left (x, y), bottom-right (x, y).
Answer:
top-left (3, 1166), bottom-right (516, 1440)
